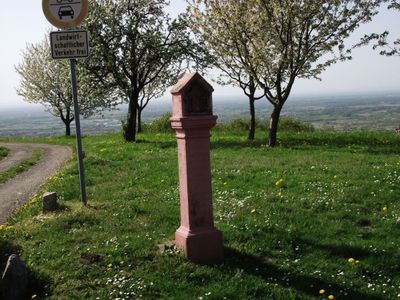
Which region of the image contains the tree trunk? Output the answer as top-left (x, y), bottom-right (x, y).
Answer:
top-left (137, 108), bottom-right (142, 133)
top-left (65, 122), bottom-right (71, 136)
top-left (124, 96), bottom-right (138, 142)
top-left (248, 97), bottom-right (256, 140)
top-left (268, 104), bottom-right (283, 147)
top-left (60, 108), bottom-right (72, 137)
top-left (65, 108), bottom-right (72, 137)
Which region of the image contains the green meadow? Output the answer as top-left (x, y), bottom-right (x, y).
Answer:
top-left (0, 128), bottom-right (399, 299)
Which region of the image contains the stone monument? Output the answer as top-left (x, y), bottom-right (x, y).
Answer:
top-left (170, 72), bottom-right (223, 263)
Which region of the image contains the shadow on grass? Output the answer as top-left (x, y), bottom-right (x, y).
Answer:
top-left (133, 138), bottom-right (177, 149)
top-left (26, 269), bottom-right (52, 300)
top-left (295, 237), bottom-right (371, 260)
top-left (219, 247), bottom-right (385, 300)
top-left (0, 240), bottom-right (21, 271)
top-left (141, 137), bottom-right (263, 150)
top-left (52, 203), bottom-right (70, 213)
top-left (212, 139), bottom-right (264, 150)
top-left (211, 137), bottom-right (400, 156)
top-left (0, 240), bottom-right (52, 299)
top-left (295, 237), bottom-right (400, 280)
top-left (278, 134), bottom-right (400, 154)
top-left (140, 131), bottom-right (400, 155)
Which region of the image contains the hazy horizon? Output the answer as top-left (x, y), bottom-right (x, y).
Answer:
top-left (2, 88), bottom-right (400, 110)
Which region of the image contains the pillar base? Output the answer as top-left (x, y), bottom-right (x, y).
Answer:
top-left (175, 226), bottom-right (223, 264)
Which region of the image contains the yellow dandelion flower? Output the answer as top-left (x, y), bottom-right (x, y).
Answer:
top-left (6, 226), bottom-right (14, 230)
top-left (348, 258), bottom-right (355, 264)
top-left (0, 225), bottom-right (5, 231)
top-left (319, 289), bottom-right (325, 294)
top-left (328, 295), bottom-right (335, 300)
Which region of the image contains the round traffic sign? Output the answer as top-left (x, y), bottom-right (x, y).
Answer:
top-left (42, 0), bottom-right (89, 29)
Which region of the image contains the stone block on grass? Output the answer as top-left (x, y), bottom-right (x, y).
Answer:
top-left (43, 192), bottom-right (57, 212)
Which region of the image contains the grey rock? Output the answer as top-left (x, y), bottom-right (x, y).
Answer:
top-left (43, 192), bottom-right (57, 212)
top-left (0, 254), bottom-right (28, 300)
top-left (158, 241), bottom-right (176, 252)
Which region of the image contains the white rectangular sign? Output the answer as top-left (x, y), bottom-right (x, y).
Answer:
top-left (50, 30), bottom-right (89, 59)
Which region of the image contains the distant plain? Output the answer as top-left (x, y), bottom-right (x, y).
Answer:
top-left (1, 91), bottom-right (399, 138)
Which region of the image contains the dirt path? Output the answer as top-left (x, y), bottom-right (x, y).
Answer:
top-left (0, 143), bottom-right (33, 173)
top-left (0, 143), bottom-right (72, 224)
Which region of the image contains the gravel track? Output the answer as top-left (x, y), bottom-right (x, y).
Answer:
top-left (0, 143), bottom-right (72, 224)
top-left (0, 143), bottom-right (33, 173)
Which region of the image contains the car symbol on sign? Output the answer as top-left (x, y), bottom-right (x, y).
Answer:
top-left (58, 6), bottom-right (74, 19)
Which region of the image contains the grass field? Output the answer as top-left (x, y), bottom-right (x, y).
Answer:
top-left (0, 129), bottom-right (399, 299)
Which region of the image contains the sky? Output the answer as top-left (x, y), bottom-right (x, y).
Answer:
top-left (0, 1), bottom-right (399, 109)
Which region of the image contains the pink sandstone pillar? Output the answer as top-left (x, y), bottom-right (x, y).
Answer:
top-left (170, 72), bottom-right (223, 263)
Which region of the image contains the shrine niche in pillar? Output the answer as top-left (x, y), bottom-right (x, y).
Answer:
top-left (183, 81), bottom-right (212, 116)
top-left (171, 72), bottom-right (214, 118)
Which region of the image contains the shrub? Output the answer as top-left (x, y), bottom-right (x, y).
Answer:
top-left (279, 117), bottom-right (315, 132)
top-left (214, 117), bottom-right (314, 132)
top-left (0, 147), bottom-right (9, 160)
top-left (121, 114), bottom-right (174, 135)
top-left (140, 115), bottom-right (314, 133)
top-left (215, 118), bottom-right (262, 132)
top-left (144, 113), bottom-right (174, 133)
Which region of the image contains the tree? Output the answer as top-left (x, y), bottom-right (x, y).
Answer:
top-left (189, 0), bottom-right (382, 147)
top-left (187, 1), bottom-right (264, 140)
top-left (136, 69), bottom-right (170, 133)
top-left (84, 0), bottom-right (201, 142)
top-left (15, 38), bottom-right (115, 136)
top-left (358, 1), bottom-right (400, 56)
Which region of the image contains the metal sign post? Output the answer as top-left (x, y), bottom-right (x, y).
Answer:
top-left (70, 58), bottom-right (87, 205)
top-left (43, 0), bottom-right (89, 205)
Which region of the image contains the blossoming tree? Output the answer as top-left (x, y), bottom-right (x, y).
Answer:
top-left (189, 0), bottom-right (383, 147)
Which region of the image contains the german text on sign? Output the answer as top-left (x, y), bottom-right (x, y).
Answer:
top-left (50, 30), bottom-right (89, 59)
